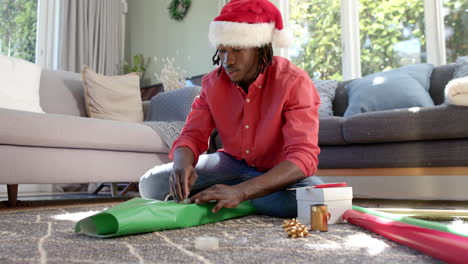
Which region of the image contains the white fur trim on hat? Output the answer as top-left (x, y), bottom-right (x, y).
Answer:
top-left (273, 28), bottom-right (293, 48)
top-left (209, 21), bottom-right (276, 48)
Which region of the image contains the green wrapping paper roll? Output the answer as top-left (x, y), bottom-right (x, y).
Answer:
top-left (352, 205), bottom-right (468, 237)
top-left (75, 198), bottom-right (257, 238)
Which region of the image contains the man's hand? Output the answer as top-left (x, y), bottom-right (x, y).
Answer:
top-left (169, 165), bottom-right (198, 202)
top-left (191, 184), bottom-right (246, 213)
top-left (170, 147), bottom-right (197, 202)
top-left (191, 161), bottom-right (305, 211)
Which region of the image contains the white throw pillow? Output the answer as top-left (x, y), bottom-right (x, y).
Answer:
top-left (445, 76), bottom-right (468, 106)
top-left (313, 78), bottom-right (338, 117)
top-left (0, 54), bottom-right (44, 113)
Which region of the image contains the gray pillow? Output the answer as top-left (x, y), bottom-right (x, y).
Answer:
top-left (149, 85), bottom-right (201, 122)
top-left (344, 64), bottom-right (435, 118)
top-left (313, 78), bottom-right (338, 117)
top-left (454, 56), bottom-right (468, 78)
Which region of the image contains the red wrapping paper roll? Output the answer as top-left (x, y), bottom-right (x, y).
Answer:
top-left (343, 209), bottom-right (468, 264)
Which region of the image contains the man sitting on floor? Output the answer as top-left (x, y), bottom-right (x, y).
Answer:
top-left (139, 0), bottom-right (323, 217)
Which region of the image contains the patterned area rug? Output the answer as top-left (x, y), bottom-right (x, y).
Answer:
top-left (0, 202), bottom-right (443, 264)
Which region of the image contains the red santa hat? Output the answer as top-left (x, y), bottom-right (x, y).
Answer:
top-left (209, 0), bottom-right (293, 48)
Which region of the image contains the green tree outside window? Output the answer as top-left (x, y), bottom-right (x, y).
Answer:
top-left (289, 0), bottom-right (342, 80)
top-left (444, 0), bottom-right (468, 63)
top-left (359, 0), bottom-right (425, 76)
top-left (0, 0), bottom-right (37, 62)
top-left (289, 0), bottom-right (467, 80)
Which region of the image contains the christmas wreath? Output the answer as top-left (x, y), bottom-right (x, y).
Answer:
top-left (168, 0), bottom-right (191, 21)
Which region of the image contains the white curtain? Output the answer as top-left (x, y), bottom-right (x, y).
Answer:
top-left (60, 0), bottom-right (124, 75)
top-left (424, 0), bottom-right (446, 66)
top-left (36, 0), bottom-right (62, 70)
top-left (275, 0), bottom-right (289, 58)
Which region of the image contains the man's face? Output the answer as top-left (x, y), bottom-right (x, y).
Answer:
top-left (218, 45), bottom-right (259, 84)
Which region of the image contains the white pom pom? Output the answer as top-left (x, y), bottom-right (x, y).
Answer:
top-left (194, 236), bottom-right (219, 250)
top-left (272, 29), bottom-right (293, 48)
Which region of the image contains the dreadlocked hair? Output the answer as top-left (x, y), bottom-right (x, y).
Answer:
top-left (212, 43), bottom-right (274, 76)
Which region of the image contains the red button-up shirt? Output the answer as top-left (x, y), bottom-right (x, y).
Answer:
top-left (169, 56), bottom-right (320, 177)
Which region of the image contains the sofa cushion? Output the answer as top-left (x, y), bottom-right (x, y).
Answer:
top-left (344, 64), bottom-right (435, 118)
top-left (1, 145), bottom-right (169, 185)
top-left (318, 138), bottom-right (468, 169)
top-left (82, 66), bottom-right (143, 122)
top-left (343, 104), bottom-right (468, 144)
top-left (39, 69), bottom-right (86, 117)
top-left (0, 108), bottom-right (169, 153)
top-left (0, 54), bottom-right (44, 113)
top-left (318, 117), bottom-right (346, 145)
top-left (313, 79), bottom-right (338, 117)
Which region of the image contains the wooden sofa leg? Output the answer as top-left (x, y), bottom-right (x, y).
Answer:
top-left (7, 184), bottom-right (18, 207)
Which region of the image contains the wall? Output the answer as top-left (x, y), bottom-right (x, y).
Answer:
top-left (125, 0), bottom-right (219, 85)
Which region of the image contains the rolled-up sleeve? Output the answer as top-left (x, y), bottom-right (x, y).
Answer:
top-left (282, 74), bottom-right (321, 176)
top-left (169, 87), bottom-right (215, 166)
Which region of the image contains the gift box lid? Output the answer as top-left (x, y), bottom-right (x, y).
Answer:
top-left (296, 186), bottom-right (353, 202)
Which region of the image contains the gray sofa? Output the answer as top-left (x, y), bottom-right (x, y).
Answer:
top-left (210, 63), bottom-right (468, 200)
top-left (315, 63), bottom-right (468, 200)
top-left (318, 64), bottom-right (468, 169)
top-left (3, 64), bottom-right (467, 205)
top-left (1, 70), bottom-right (171, 206)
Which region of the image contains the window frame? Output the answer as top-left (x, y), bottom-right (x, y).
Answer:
top-left (283, 0), bottom-right (449, 80)
top-left (35, 0), bottom-right (61, 70)
top-left (341, 0), bottom-right (361, 80)
top-left (424, 0), bottom-right (446, 66)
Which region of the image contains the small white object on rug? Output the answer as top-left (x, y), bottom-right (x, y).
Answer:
top-left (194, 236), bottom-right (219, 250)
top-left (445, 75), bottom-right (468, 106)
top-left (0, 54), bottom-right (44, 113)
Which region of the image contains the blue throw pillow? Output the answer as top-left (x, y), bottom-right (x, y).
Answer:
top-left (344, 64), bottom-right (435, 118)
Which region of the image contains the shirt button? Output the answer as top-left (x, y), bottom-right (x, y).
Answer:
top-left (245, 125), bottom-right (250, 129)
top-left (246, 98), bottom-right (251, 103)
top-left (245, 150), bottom-right (250, 154)
top-left (258, 85), bottom-right (262, 89)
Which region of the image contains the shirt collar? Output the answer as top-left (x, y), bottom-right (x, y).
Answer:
top-left (252, 71), bottom-right (266, 89)
top-left (221, 67), bottom-right (267, 90)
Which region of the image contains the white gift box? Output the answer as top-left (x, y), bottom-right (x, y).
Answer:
top-left (296, 186), bottom-right (353, 225)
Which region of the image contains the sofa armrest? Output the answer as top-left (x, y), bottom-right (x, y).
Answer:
top-left (343, 104), bottom-right (468, 143)
top-left (0, 107), bottom-right (168, 153)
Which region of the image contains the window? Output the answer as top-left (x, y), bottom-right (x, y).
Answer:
top-left (289, 0), bottom-right (342, 80)
top-left (287, 0), bottom-right (467, 80)
top-left (0, 0), bottom-right (38, 62)
top-left (0, 0), bottom-right (61, 69)
top-left (443, 0), bottom-right (468, 62)
top-left (359, 0), bottom-right (426, 76)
